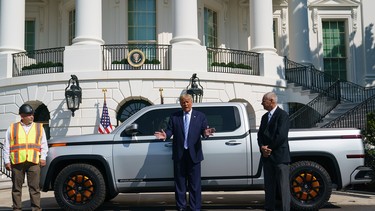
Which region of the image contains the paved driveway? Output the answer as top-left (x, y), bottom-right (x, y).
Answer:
top-left (0, 187), bottom-right (375, 210)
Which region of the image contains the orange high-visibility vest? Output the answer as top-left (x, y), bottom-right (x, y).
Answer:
top-left (9, 122), bottom-right (43, 164)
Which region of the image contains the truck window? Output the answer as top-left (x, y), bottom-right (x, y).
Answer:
top-left (132, 108), bottom-right (179, 136)
top-left (195, 106), bottom-right (241, 132)
top-left (132, 106), bottom-right (241, 136)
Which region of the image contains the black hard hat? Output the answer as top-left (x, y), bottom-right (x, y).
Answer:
top-left (19, 104), bottom-right (34, 115)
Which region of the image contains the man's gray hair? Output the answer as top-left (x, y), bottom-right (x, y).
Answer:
top-left (264, 92), bottom-right (278, 103)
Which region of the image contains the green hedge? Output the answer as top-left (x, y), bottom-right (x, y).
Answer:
top-left (22, 62), bottom-right (63, 70)
top-left (211, 62), bottom-right (252, 70)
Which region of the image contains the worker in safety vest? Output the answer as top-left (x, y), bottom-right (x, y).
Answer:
top-left (2, 103), bottom-right (48, 211)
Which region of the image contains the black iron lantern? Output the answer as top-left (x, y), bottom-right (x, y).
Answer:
top-left (65, 75), bottom-right (82, 117)
top-left (186, 73), bottom-right (204, 103)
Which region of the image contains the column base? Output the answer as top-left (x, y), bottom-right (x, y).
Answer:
top-left (259, 53), bottom-right (285, 79)
top-left (170, 37), bottom-right (201, 45)
top-left (64, 45), bottom-right (102, 72)
top-left (170, 44), bottom-right (207, 72)
top-left (72, 37), bottom-right (105, 45)
top-left (0, 53), bottom-right (13, 79)
top-left (251, 46), bottom-right (277, 54)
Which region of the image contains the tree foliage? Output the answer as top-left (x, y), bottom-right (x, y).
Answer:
top-left (362, 112), bottom-right (375, 171)
top-left (363, 112), bottom-right (375, 147)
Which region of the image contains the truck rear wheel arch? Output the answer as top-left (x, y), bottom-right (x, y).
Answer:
top-left (43, 155), bottom-right (117, 197)
top-left (291, 152), bottom-right (342, 189)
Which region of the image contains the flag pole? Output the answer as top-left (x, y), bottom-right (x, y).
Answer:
top-left (102, 88), bottom-right (107, 102)
top-left (98, 88), bottom-right (113, 134)
top-left (159, 88), bottom-right (164, 104)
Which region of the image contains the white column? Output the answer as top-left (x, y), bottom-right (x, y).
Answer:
top-left (72, 0), bottom-right (104, 45)
top-left (249, 0), bottom-right (276, 54)
top-left (64, 0), bottom-right (103, 72)
top-left (361, 0), bottom-right (375, 86)
top-left (170, 0), bottom-right (200, 45)
top-left (169, 0), bottom-right (206, 72)
top-left (0, 0), bottom-right (25, 78)
top-left (288, 0), bottom-right (311, 64)
top-left (0, 0), bottom-right (25, 53)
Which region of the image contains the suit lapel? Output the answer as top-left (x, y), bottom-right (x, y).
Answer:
top-left (188, 110), bottom-right (196, 132)
top-left (268, 107), bottom-right (280, 125)
top-left (180, 110), bottom-right (185, 132)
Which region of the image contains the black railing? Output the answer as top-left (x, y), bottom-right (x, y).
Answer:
top-left (0, 142), bottom-right (11, 178)
top-left (285, 57), bottom-right (375, 103)
top-left (206, 47), bottom-right (260, 75)
top-left (289, 81), bottom-right (341, 128)
top-left (284, 58), bottom-right (336, 94)
top-left (102, 44), bottom-right (171, 70)
top-left (285, 57), bottom-right (375, 129)
top-left (322, 94), bottom-right (375, 129)
top-left (13, 47), bottom-right (65, 77)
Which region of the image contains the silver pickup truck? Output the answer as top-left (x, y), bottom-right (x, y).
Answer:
top-left (41, 102), bottom-right (373, 211)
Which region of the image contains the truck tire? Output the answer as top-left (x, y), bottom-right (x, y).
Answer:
top-left (54, 163), bottom-right (106, 211)
top-left (290, 160), bottom-right (332, 211)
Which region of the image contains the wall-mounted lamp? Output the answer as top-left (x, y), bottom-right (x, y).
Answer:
top-left (186, 73), bottom-right (203, 103)
top-left (65, 75), bottom-right (82, 117)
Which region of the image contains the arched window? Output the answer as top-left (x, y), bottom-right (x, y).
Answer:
top-left (117, 100), bottom-right (152, 124)
top-left (34, 104), bottom-right (51, 140)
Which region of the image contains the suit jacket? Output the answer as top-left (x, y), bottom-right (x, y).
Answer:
top-left (165, 109), bottom-right (208, 163)
top-left (257, 107), bottom-right (291, 164)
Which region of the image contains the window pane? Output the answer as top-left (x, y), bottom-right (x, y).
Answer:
top-left (195, 106), bottom-right (241, 132)
top-left (69, 10), bottom-right (76, 45)
top-left (204, 7), bottom-right (218, 48)
top-left (322, 20), bottom-right (347, 80)
top-left (25, 20), bottom-right (35, 52)
top-left (133, 108), bottom-right (179, 136)
top-left (128, 0), bottom-right (156, 43)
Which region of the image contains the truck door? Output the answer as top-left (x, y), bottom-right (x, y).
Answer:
top-left (112, 108), bottom-right (179, 190)
top-left (196, 106), bottom-right (249, 186)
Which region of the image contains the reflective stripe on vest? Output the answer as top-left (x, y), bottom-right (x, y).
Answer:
top-left (9, 122), bottom-right (43, 164)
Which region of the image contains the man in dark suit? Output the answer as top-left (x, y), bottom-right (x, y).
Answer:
top-left (154, 94), bottom-right (214, 211)
top-left (257, 92), bottom-right (291, 211)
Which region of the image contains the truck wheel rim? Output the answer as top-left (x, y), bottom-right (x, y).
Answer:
top-left (291, 171), bottom-right (322, 203)
top-left (64, 174), bottom-right (95, 204)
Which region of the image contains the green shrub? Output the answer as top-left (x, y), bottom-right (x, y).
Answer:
top-left (363, 112), bottom-right (375, 146)
top-left (210, 62), bottom-right (252, 70)
top-left (22, 62), bottom-right (63, 70)
top-left (362, 112), bottom-right (375, 171)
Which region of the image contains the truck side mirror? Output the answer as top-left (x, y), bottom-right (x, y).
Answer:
top-left (121, 123), bottom-right (139, 137)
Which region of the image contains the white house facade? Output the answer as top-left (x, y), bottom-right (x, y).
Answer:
top-left (0, 0), bottom-right (374, 141)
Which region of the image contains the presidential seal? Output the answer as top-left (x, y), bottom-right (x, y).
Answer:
top-left (127, 49), bottom-right (146, 67)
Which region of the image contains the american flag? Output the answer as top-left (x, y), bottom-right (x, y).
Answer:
top-left (98, 100), bottom-right (113, 134)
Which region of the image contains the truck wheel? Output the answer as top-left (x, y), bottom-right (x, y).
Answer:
top-left (290, 161), bottom-right (332, 211)
top-left (54, 163), bottom-right (106, 211)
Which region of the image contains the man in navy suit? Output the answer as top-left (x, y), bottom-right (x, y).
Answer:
top-left (154, 94), bottom-right (214, 211)
top-left (257, 92), bottom-right (291, 211)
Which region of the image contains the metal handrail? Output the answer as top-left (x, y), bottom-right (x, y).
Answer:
top-left (12, 47), bottom-right (65, 77)
top-left (206, 47), bottom-right (260, 75)
top-left (285, 57), bottom-right (375, 103)
top-left (322, 94), bottom-right (375, 129)
top-left (0, 142), bottom-right (11, 178)
top-left (102, 44), bottom-right (171, 70)
top-left (285, 57), bottom-right (375, 129)
top-left (289, 81), bottom-right (341, 128)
